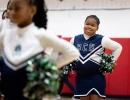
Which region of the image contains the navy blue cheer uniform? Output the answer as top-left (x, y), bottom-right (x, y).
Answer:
top-left (73, 34), bottom-right (106, 98)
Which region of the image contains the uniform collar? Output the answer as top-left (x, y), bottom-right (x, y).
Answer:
top-left (17, 23), bottom-right (34, 36)
top-left (83, 33), bottom-right (96, 40)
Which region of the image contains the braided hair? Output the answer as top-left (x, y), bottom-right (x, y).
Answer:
top-left (28, 0), bottom-right (48, 29)
top-left (7, 0), bottom-right (10, 9)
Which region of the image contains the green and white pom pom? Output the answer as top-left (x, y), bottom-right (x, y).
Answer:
top-left (99, 54), bottom-right (116, 74)
top-left (24, 57), bottom-right (59, 100)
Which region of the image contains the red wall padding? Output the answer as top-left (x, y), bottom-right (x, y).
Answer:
top-left (60, 37), bottom-right (130, 96)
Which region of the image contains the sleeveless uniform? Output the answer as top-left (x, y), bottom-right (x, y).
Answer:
top-left (73, 34), bottom-right (106, 98)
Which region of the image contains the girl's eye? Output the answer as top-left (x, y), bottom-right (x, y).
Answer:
top-left (8, 7), bottom-right (12, 11)
top-left (15, 7), bottom-right (20, 11)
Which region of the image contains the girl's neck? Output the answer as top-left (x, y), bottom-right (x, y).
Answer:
top-left (84, 33), bottom-right (96, 37)
top-left (84, 33), bottom-right (96, 40)
top-left (18, 20), bottom-right (33, 28)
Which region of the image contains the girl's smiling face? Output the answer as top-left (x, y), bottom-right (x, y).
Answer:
top-left (84, 17), bottom-right (99, 36)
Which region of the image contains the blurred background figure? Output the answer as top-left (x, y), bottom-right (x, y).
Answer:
top-left (1, 1), bottom-right (10, 20)
top-left (2, 10), bottom-right (8, 20)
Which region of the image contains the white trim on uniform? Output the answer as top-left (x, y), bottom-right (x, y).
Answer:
top-left (78, 47), bottom-right (103, 64)
top-left (80, 45), bottom-right (102, 60)
top-left (1, 50), bottom-right (43, 71)
top-left (89, 59), bottom-right (100, 65)
top-left (74, 88), bottom-right (106, 98)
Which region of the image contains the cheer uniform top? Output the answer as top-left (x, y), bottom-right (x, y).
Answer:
top-left (70, 33), bottom-right (122, 98)
top-left (0, 21), bottom-right (79, 100)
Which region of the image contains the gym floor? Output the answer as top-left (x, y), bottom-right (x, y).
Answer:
top-left (60, 97), bottom-right (130, 100)
top-left (60, 96), bottom-right (130, 100)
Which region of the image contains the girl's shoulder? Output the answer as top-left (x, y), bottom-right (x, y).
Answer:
top-left (75, 34), bottom-right (84, 37)
top-left (73, 34), bottom-right (84, 39)
top-left (34, 27), bottom-right (48, 37)
top-left (95, 33), bottom-right (104, 37)
top-left (93, 34), bottom-right (104, 40)
top-left (34, 27), bottom-right (58, 41)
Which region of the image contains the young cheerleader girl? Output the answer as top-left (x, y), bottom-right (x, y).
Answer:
top-left (70, 15), bottom-right (122, 100)
top-left (0, 0), bottom-right (80, 100)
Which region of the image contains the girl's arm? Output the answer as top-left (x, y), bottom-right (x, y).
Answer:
top-left (37, 29), bottom-right (80, 68)
top-left (102, 37), bottom-right (122, 61)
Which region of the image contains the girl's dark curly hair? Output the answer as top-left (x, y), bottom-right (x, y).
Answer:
top-left (29, 0), bottom-right (48, 29)
top-left (85, 15), bottom-right (100, 26)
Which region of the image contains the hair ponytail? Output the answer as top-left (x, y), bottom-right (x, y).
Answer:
top-left (29, 0), bottom-right (48, 29)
